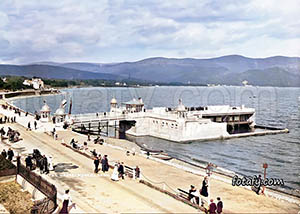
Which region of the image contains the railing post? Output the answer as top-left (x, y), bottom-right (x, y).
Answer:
top-left (53, 185), bottom-right (57, 208)
top-left (16, 156), bottom-right (20, 174)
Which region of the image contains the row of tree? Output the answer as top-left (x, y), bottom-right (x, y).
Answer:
top-left (0, 76), bottom-right (149, 91)
top-left (0, 76), bottom-right (31, 91)
top-left (0, 75), bottom-right (208, 92)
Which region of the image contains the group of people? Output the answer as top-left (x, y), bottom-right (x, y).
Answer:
top-left (27, 120), bottom-right (38, 131)
top-left (0, 115), bottom-right (16, 124)
top-left (93, 136), bottom-right (104, 144)
top-left (1, 127), bottom-right (21, 142)
top-left (51, 128), bottom-right (58, 140)
top-left (111, 162), bottom-right (125, 181)
top-left (188, 176), bottom-right (224, 214)
top-left (93, 153), bottom-right (109, 174)
top-left (92, 151), bottom-right (140, 181)
top-left (208, 197), bottom-right (223, 214)
top-left (188, 176), bottom-right (209, 205)
top-left (70, 138), bottom-right (85, 150)
top-left (1, 148), bottom-right (14, 161)
top-left (0, 104), bottom-right (22, 123)
top-left (31, 149), bottom-right (54, 174)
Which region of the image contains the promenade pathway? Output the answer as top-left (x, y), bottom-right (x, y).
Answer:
top-left (0, 111), bottom-right (196, 213)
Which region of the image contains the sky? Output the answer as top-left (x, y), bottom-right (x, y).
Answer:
top-left (0, 0), bottom-right (299, 64)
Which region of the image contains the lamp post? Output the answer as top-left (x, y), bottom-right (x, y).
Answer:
top-left (262, 163), bottom-right (268, 194)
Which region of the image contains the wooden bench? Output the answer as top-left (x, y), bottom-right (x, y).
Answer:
top-left (177, 188), bottom-right (206, 207)
top-left (177, 188), bottom-right (194, 201)
top-left (125, 165), bottom-right (141, 179)
top-left (125, 165), bottom-right (135, 178)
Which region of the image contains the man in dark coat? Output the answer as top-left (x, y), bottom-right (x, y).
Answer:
top-left (101, 155), bottom-right (109, 173)
top-left (25, 155), bottom-right (33, 170)
top-left (188, 185), bottom-right (196, 201)
top-left (94, 156), bottom-right (100, 173)
top-left (34, 121), bottom-right (37, 130)
top-left (0, 127), bottom-right (5, 136)
top-left (118, 162), bottom-right (125, 179)
top-left (39, 156), bottom-right (45, 174)
top-left (135, 166), bottom-right (140, 179)
top-left (7, 148), bottom-right (14, 161)
top-left (216, 197), bottom-right (223, 214)
top-left (1, 149), bottom-right (7, 158)
top-left (43, 155), bottom-right (49, 174)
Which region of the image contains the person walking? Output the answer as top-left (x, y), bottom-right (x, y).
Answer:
top-left (217, 197), bottom-right (223, 214)
top-left (34, 120), bottom-right (37, 130)
top-left (1, 149), bottom-right (7, 158)
top-left (39, 156), bottom-right (45, 174)
top-left (135, 166), bottom-right (140, 179)
top-left (27, 122), bottom-right (31, 131)
top-left (7, 148), bottom-right (14, 161)
top-left (101, 155), bottom-right (109, 173)
top-left (200, 176), bottom-right (209, 197)
top-left (118, 162), bottom-right (125, 179)
top-left (209, 199), bottom-right (217, 214)
top-left (43, 155), bottom-right (49, 174)
top-left (111, 164), bottom-right (119, 181)
top-left (59, 189), bottom-right (76, 214)
top-left (94, 156), bottom-right (100, 173)
top-left (25, 155), bottom-right (33, 170)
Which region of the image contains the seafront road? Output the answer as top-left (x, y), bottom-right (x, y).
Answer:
top-left (0, 104), bottom-right (300, 213)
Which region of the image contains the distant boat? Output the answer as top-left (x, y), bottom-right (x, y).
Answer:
top-left (152, 153), bottom-right (173, 161)
top-left (141, 149), bottom-right (163, 155)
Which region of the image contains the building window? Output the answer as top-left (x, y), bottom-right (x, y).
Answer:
top-left (234, 116), bottom-right (240, 121)
top-left (216, 117), bottom-right (222, 122)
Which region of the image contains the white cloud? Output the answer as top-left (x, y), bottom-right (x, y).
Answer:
top-left (0, 0), bottom-right (299, 63)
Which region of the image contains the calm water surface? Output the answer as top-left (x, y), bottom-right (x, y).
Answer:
top-left (12, 86), bottom-right (300, 191)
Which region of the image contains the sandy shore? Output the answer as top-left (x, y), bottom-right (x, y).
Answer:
top-left (1, 102), bottom-right (300, 213)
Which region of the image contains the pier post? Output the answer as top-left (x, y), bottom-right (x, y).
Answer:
top-left (262, 163), bottom-right (268, 194)
top-left (114, 121), bottom-right (117, 138)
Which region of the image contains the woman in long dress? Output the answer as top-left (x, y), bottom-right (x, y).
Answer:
top-left (59, 190), bottom-right (72, 214)
top-left (111, 164), bottom-right (119, 181)
top-left (200, 176), bottom-right (209, 197)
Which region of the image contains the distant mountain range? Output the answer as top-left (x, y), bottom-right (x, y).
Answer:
top-left (0, 55), bottom-right (299, 87)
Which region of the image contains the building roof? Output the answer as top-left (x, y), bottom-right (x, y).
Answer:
top-left (110, 97), bottom-right (117, 104)
top-left (176, 99), bottom-right (186, 112)
top-left (123, 98), bottom-right (144, 105)
top-left (55, 107), bottom-right (66, 115)
top-left (41, 103), bottom-right (51, 112)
